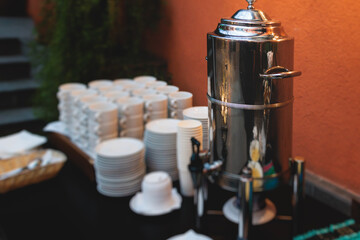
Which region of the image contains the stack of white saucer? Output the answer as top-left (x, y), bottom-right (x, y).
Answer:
top-left (94, 137), bottom-right (146, 197)
top-left (143, 118), bottom-right (181, 181)
top-left (176, 120), bottom-right (203, 197)
top-left (116, 96), bottom-right (145, 139)
top-left (183, 106), bottom-right (209, 150)
top-left (57, 82), bottom-right (87, 133)
top-left (86, 101), bottom-right (119, 155)
top-left (142, 94), bottom-right (168, 124)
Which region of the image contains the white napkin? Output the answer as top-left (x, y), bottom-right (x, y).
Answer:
top-left (167, 229), bottom-right (212, 240)
top-left (0, 130), bottom-right (47, 159)
top-left (43, 121), bottom-right (69, 136)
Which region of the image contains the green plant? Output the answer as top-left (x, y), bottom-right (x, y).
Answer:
top-left (29, 0), bottom-right (170, 122)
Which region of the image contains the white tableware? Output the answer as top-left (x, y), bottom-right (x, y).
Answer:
top-left (169, 108), bottom-right (185, 120)
top-left (178, 169), bottom-right (194, 197)
top-left (143, 94), bottom-right (168, 112)
top-left (133, 75), bottom-right (157, 84)
top-left (145, 80), bottom-right (167, 89)
top-left (145, 118), bottom-right (180, 135)
top-left (119, 114), bottom-right (144, 129)
top-left (129, 171), bottom-right (182, 216)
top-left (156, 85), bottom-right (179, 96)
top-left (95, 137), bottom-right (144, 158)
top-left (167, 229), bottom-right (212, 240)
top-left (168, 91), bottom-right (193, 109)
top-left (87, 101), bottom-right (118, 123)
top-left (132, 88), bottom-right (157, 98)
top-left (182, 106), bottom-right (209, 150)
top-left (88, 79), bottom-right (113, 89)
top-left (116, 97), bottom-right (144, 116)
top-left (103, 90), bottom-right (130, 102)
top-left (58, 82), bottom-right (87, 99)
top-left (119, 126), bottom-right (144, 139)
top-left (144, 110), bottom-right (168, 123)
top-left (113, 78), bottom-right (134, 86)
top-left (122, 82), bottom-right (146, 93)
top-left (97, 85), bottom-right (123, 94)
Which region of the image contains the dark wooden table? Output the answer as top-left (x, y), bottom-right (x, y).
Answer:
top-left (0, 135), bottom-right (350, 240)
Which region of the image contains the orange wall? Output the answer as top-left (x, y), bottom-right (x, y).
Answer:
top-left (150, 0), bottom-right (360, 194)
top-left (27, 0), bottom-right (360, 195)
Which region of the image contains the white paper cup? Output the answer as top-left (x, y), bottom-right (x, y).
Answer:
top-left (178, 169), bottom-right (194, 197)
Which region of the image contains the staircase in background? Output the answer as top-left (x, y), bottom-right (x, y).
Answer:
top-left (0, 17), bottom-right (46, 137)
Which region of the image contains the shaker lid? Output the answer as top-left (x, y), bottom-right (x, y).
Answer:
top-left (216, 0), bottom-right (285, 38)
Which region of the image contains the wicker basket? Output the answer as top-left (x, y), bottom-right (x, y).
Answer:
top-left (0, 149), bottom-right (67, 194)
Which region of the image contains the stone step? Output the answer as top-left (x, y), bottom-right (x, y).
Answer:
top-left (0, 17), bottom-right (34, 39)
top-left (0, 107), bottom-right (38, 126)
top-left (0, 38), bottom-right (22, 56)
top-left (0, 78), bottom-right (40, 92)
top-left (0, 55), bottom-right (31, 80)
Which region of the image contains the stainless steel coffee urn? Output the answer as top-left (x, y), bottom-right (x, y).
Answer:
top-left (188, 0), bottom-right (305, 239)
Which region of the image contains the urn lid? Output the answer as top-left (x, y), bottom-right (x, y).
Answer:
top-left (216, 0), bottom-right (287, 39)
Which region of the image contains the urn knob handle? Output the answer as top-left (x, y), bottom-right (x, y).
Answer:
top-left (246, 0), bottom-right (256, 9)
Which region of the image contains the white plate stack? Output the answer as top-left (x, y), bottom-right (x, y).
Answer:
top-left (143, 119), bottom-right (181, 181)
top-left (94, 137), bottom-right (146, 197)
top-left (176, 120), bottom-right (203, 197)
top-left (183, 106), bottom-right (209, 151)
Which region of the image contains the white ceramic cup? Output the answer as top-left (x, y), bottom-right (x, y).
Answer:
top-left (143, 94), bottom-right (168, 112)
top-left (113, 78), bottom-right (134, 86)
top-left (119, 114), bottom-right (144, 129)
top-left (116, 97), bottom-right (144, 116)
top-left (133, 75), bottom-right (157, 84)
top-left (143, 110), bottom-right (168, 123)
top-left (57, 82), bottom-right (87, 99)
top-left (88, 79), bottom-right (113, 90)
top-left (156, 85), bottom-right (179, 96)
top-left (119, 126), bottom-right (144, 139)
top-left (122, 82), bottom-right (146, 93)
top-left (89, 120), bottom-right (118, 136)
top-left (87, 101), bottom-right (118, 123)
top-left (169, 108), bottom-right (185, 119)
top-left (98, 85), bottom-right (124, 94)
top-left (168, 91), bottom-right (193, 109)
top-left (103, 90), bottom-right (130, 102)
top-left (145, 80), bottom-right (167, 89)
top-left (132, 88), bottom-right (157, 98)
top-left (141, 171), bottom-right (174, 209)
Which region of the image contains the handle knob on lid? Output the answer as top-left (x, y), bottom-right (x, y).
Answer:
top-left (246, 0), bottom-right (256, 9)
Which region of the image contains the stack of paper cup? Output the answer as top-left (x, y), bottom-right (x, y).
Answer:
top-left (142, 94), bottom-right (168, 124)
top-left (57, 82), bottom-right (87, 133)
top-left (116, 96), bottom-right (145, 139)
top-left (86, 101), bottom-right (119, 155)
top-left (168, 91), bottom-right (193, 120)
top-left (176, 120), bottom-right (203, 197)
top-left (183, 106), bottom-right (209, 151)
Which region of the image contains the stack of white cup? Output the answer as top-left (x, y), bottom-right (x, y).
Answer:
top-left (168, 91), bottom-right (193, 120)
top-left (132, 88), bottom-right (157, 98)
top-left (133, 75), bottom-right (157, 85)
top-left (86, 101), bottom-right (119, 155)
top-left (145, 80), bottom-right (167, 90)
top-left (155, 85), bottom-right (179, 96)
top-left (97, 85), bottom-right (124, 96)
top-left (122, 82), bottom-right (147, 96)
top-left (176, 119), bottom-right (203, 197)
top-left (75, 95), bottom-right (109, 150)
top-left (142, 94), bottom-right (168, 124)
top-left (68, 88), bottom-right (98, 144)
top-left (116, 96), bottom-right (145, 139)
top-left (103, 90), bottom-right (130, 103)
top-left (88, 79), bottom-right (113, 92)
top-left (57, 82), bottom-right (87, 134)
top-left (113, 78), bottom-right (134, 87)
